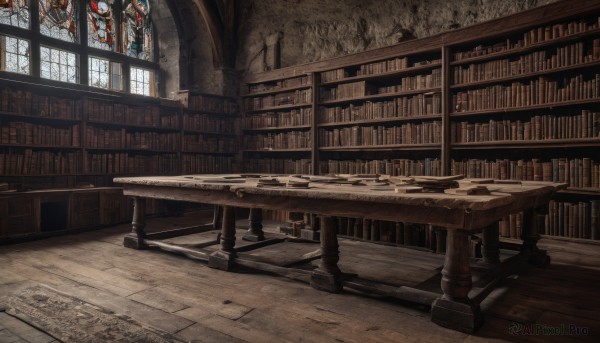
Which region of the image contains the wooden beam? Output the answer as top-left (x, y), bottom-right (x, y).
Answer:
top-left (193, 0), bottom-right (226, 67)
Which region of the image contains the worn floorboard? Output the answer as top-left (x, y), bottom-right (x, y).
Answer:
top-left (0, 211), bottom-right (598, 342)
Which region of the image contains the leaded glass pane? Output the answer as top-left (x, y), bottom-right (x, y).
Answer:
top-left (88, 0), bottom-right (116, 51)
top-left (88, 55), bottom-right (120, 90)
top-left (130, 65), bottom-right (152, 96)
top-left (40, 45), bottom-right (78, 83)
top-left (0, 0), bottom-right (30, 29)
top-left (122, 0), bottom-right (153, 61)
top-left (39, 0), bottom-right (78, 43)
top-left (1, 35), bottom-right (30, 74)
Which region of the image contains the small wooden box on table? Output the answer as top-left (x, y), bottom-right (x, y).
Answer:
top-left (114, 174), bottom-right (565, 333)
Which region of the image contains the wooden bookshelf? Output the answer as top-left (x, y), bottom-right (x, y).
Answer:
top-left (175, 90), bottom-right (240, 174)
top-left (242, 73), bottom-right (315, 174)
top-left (0, 82), bottom-right (238, 239)
top-left (240, 0), bottom-right (600, 244)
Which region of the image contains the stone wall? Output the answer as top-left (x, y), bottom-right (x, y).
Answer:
top-left (235, 0), bottom-right (558, 76)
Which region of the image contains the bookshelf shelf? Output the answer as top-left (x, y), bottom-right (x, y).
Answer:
top-left (243, 148), bottom-right (312, 153)
top-left (450, 59), bottom-right (600, 89)
top-left (320, 62), bottom-right (442, 86)
top-left (85, 147), bottom-right (179, 153)
top-left (241, 84), bottom-right (312, 97)
top-left (450, 27), bottom-right (600, 66)
top-left (318, 114), bottom-right (442, 127)
top-left (86, 120), bottom-right (180, 132)
top-left (320, 88), bottom-right (442, 106)
top-left (450, 97), bottom-right (600, 117)
top-left (451, 138), bottom-right (600, 149)
top-left (243, 125), bottom-right (312, 132)
top-left (0, 143), bottom-right (82, 149)
top-left (183, 129), bottom-right (238, 136)
top-left (0, 111), bottom-right (82, 124)
top-left (185, 109), bottom-right (239, 117)
top-left (319, 144), bottom-right (441, 152)
top-left (246, 103), bottom-right (312, 113)
top-left (181, 150), bottom-right (237, 155)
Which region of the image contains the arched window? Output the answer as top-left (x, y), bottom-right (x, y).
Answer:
top-left (0, 0), bottom-right (159, 96)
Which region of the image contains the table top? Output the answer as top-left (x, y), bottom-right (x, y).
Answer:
top-left (114, 174), bottom-right (566, 229)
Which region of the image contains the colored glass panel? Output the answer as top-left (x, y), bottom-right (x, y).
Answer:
top-left (39, 0), bottom-right (78, 43)
top-left (88, 0), bottom-right (115, 51)
top-left (122, 0), bottom-right (152, 61)
top-left (0, 0), bottom-right (30, 29)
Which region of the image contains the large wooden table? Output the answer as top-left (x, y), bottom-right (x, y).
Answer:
top-left (114, 174), bottom-right (566, 333)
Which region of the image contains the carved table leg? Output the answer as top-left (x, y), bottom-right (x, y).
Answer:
top-left (243, 208), bottom-right (265, 242)
top-left (431, 229), bottom-right (483, 333)
top-left (208, 206), bottom-right (237, 271)
top-left (123, 197), bottom-right (147, 249)
top-left (521, 207), bottom-right (550, 267)
top-left (310, 216), bottom-right (342, 293)
top-left (481, 222), bottom-right (500, 265)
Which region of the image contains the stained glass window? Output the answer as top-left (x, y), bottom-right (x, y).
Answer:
top-left (41, 45), bottom-right (78, 83)
top-left (0, 34), bottom-right (30, 74)
top-left (39, 0), bottom-right (78, 43)
top-left (88, 0), bottom-right (115, 51)
top-left (122, 0), bottom-right (153, 61)
top-left (0, 0), bottom-right (30, 29)
top-left (89, 56), bottom-right (121, 90)
top-left (130, 66), bottom-right (153, 96)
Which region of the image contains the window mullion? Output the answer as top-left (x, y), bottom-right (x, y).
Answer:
top-left (30, 0), bottom-right (40, 78)
top-left (80, 0), bottom-right (89, 86)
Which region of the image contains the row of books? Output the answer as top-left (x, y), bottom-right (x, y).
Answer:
top-left (358, 57), bottom-right (412, 76)
top-left (320, 72), bottom-right (441, 102)
top-left (244, 158), bottom-right (312, 174)
top-left (85, 99), bottom-right (179, 128)
top-left (545, 200), bottom-right (600, 239)
top-left (247, 75), bottom-right (312, 93)
top-left (0, 149), bottom-right (82, 175)
top-left (320, 158), bottom-right (442, 177)
top-left (186, 94), bottom-right (238, 114)
top-left (181, 154), bottom-right (235, 174)
top-left (84, 153), bottom-right (179, 174)
top-left (450, 158), bottom-right (600, 189)
top-left (320, 81), bottom-right (376, 101)
top-left (319, 94), bottom-right (441, 123)
top-left (1, 88), bottom-right (80, 119)
top-left (320, 57), bottom-right (410, 83)
top-left (183, 114), bottom-right (238, 134)
top-left (245, 89), bottom-right (312, 110)
top-left (318, 93), bottom-right (442, 123)
top-left (183, 134), bottom-right (237, 153)
top-left (85, 127), bottom-right (180, 151)
top-left (243, 108), bottom-right (312, 129)
top-left (333, 217), bottom-right (434, 249)
top-left (452, 74), bottom-right (600, 113)
top-left (452, 39), bottom-right (600, 85)
top-left (450, 110), bottom-right (600, 143)
top-left (498, 213), bottom-right (523, 239)
top-left (319, 121), bottom-right (442, 147)
top-left (1, 122), bottom-right (80, 147)
top-left (453, 16), bottom-right (600, 61)
top-left (243, 131), bottom-right (311, 150)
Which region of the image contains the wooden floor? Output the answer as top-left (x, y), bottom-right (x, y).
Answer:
top-left (1, 211), bottom-right (599, 342)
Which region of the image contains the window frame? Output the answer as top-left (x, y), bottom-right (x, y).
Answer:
top-left (0, 0), bottom-right (159, 96)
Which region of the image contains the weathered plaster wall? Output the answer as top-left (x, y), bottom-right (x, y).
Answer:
top-left (151, 0), bottom-right (180, 98)
top-left (235, 0), bottom-right (559, 76)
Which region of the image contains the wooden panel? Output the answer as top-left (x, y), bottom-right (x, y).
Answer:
top-left (99, 189), bottom-right (131, 226)
top-left (70, 191), bottom-right (100, 229)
